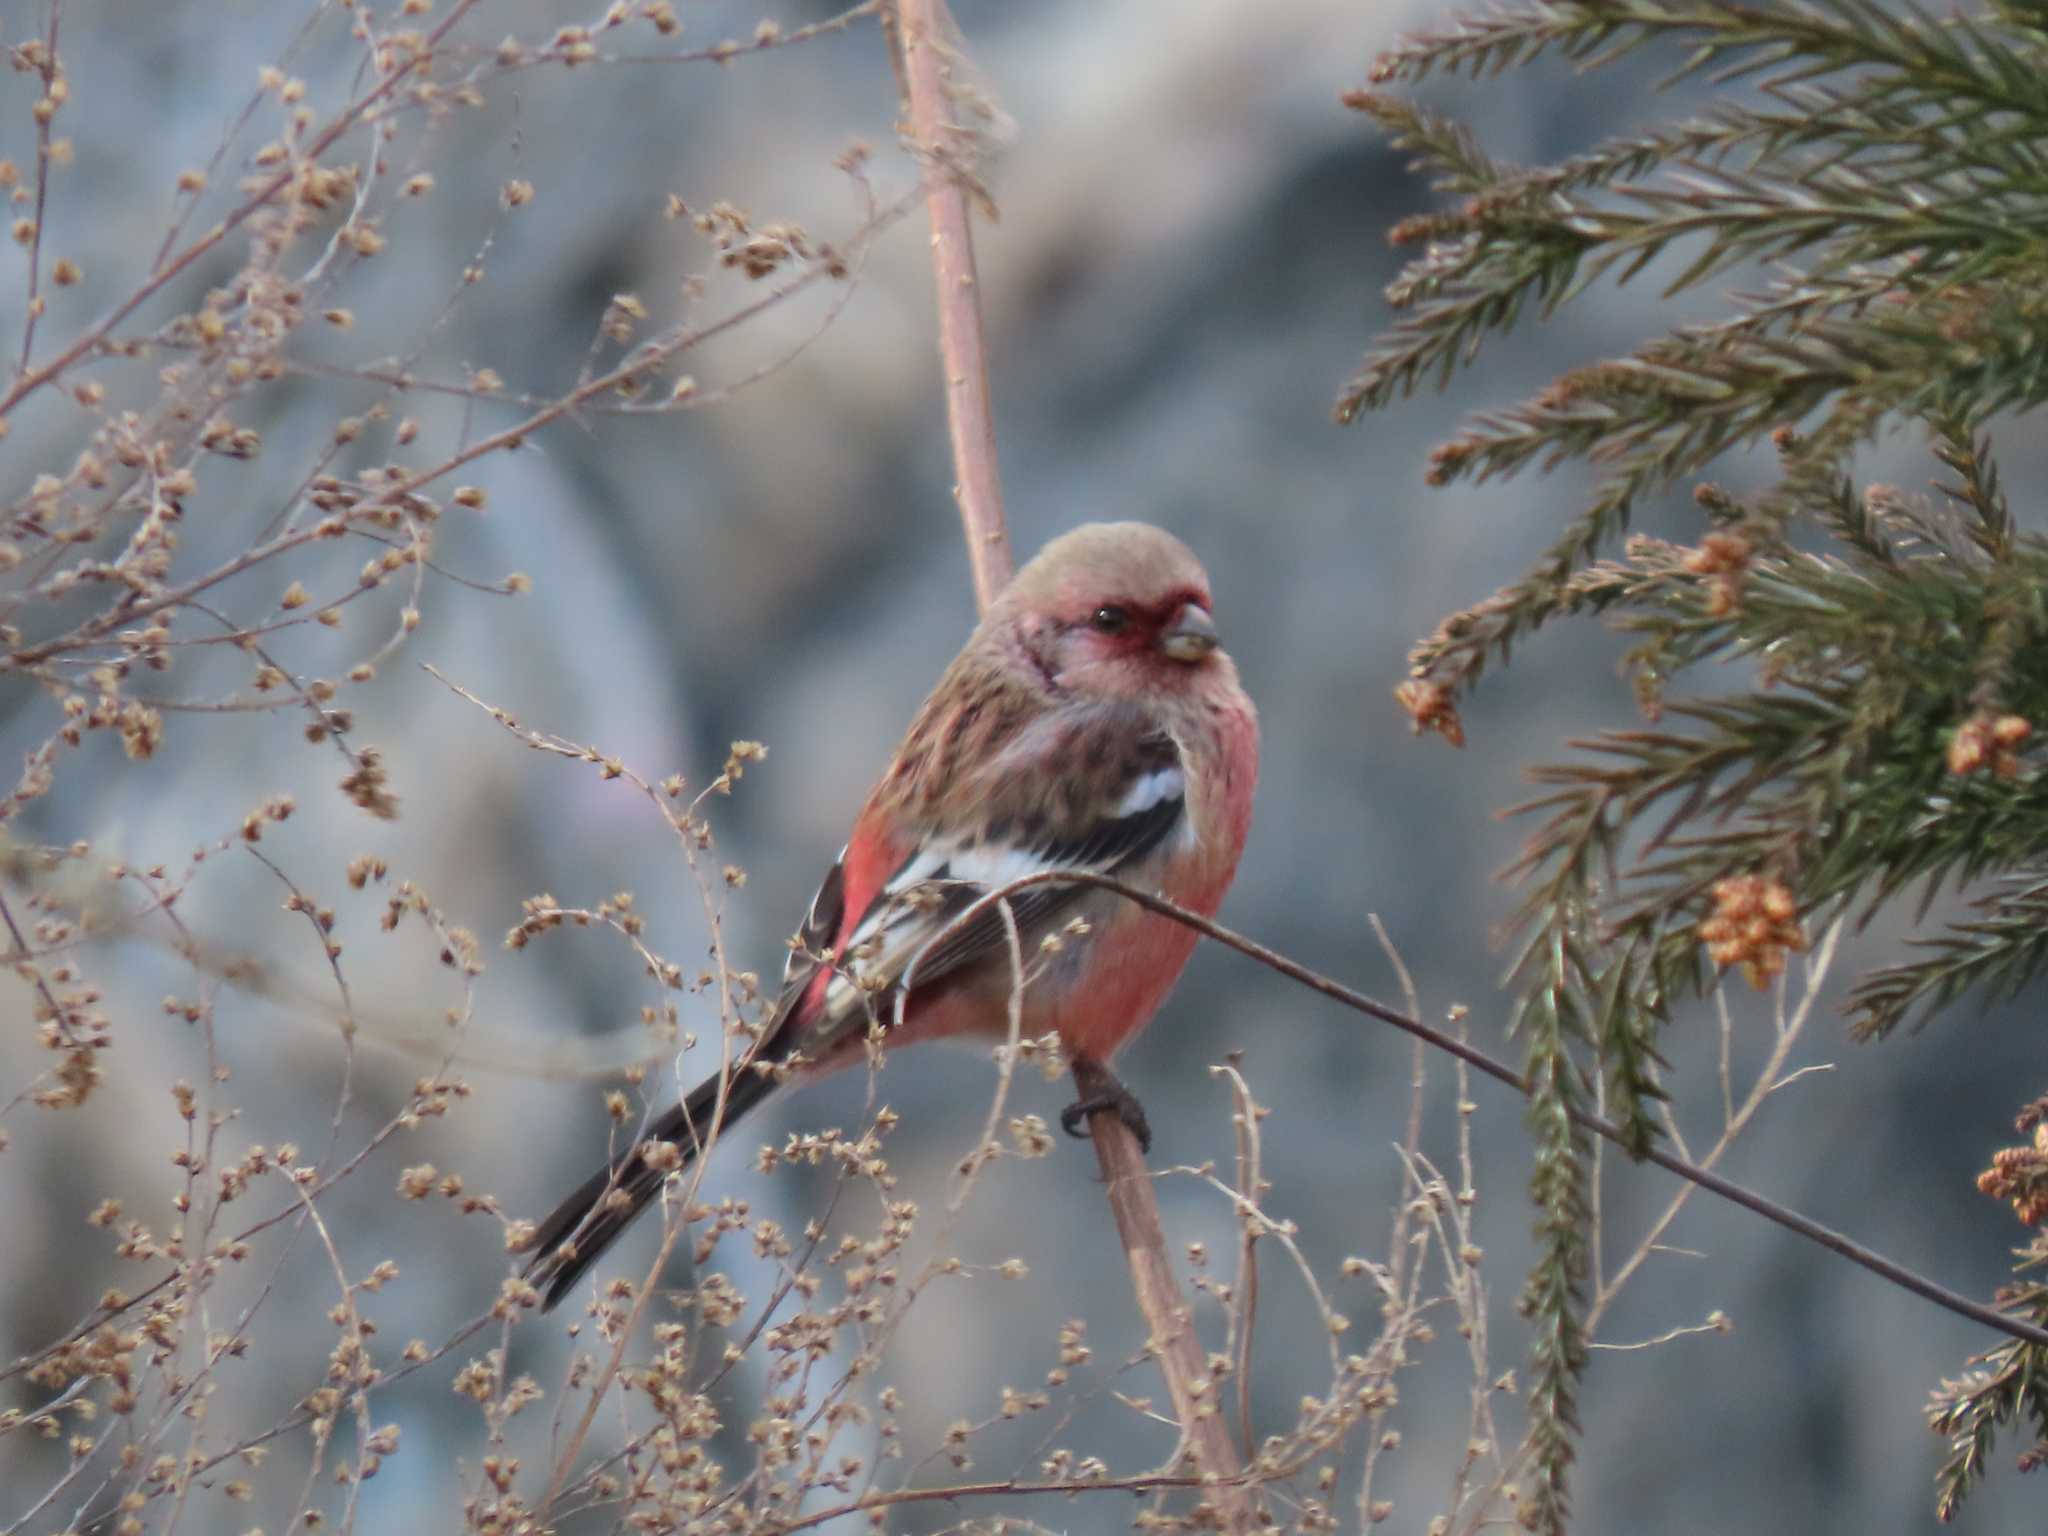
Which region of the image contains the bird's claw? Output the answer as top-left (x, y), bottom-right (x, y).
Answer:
top-left (1061, 1061), bottom-right (1152, 1153)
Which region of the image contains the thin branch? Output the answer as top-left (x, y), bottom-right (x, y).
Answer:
top-left (15, 0), bottom-right (61, 379)
top-left (4, 198), bottom-right (907, 677)
top-left (0, 881), bottom-right (86, 1050)
top-left (763, 1466), bottom-right (1264, 1535)
top-left (1079, 1100), bottom-right (1253, 1531)
top-left (1358, 914), bottom-right (1433, 1527)
top-left (935, 870), bottom-right (2048, 1352)
top-left (1223, 1061), bottom-right (1262, 1463)
top-left (1587, 1313), bottom-right (1731, 1352)
top-left (1592, 920), bottom-right (1842, 1333)
top-left (893, 0), bottom-right (1012, 609)
top-left (0, 0), bottom-right (486, 422)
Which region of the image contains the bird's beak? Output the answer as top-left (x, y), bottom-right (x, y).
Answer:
top-left (1158, 602), bottom-right (1219, 662)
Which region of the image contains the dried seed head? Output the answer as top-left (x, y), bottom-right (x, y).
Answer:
top-left (1394, 677), bottom-right (1464, 748)
top-left (1950, 711), bottom-right (2030, 779)
top-left (1700, 873), bottom-right (1805, 988)
top-left (339, 746), bottom-right (400, 820)
top-left (397, 1164), bottom-right (437, 1200)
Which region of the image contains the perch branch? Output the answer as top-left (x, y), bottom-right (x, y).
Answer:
top-left (1083, 1077), bottom-right (1255, 1530)
top-left (894, 0), bottom-right (1013, 609)
top-left (898, 11), bottom-right (1247, 1516)
top-left (934, 870), bottom-right (2048, 1352)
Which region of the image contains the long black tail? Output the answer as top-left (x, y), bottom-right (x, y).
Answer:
top-left (522, 1067), bottom-right (778, 1312)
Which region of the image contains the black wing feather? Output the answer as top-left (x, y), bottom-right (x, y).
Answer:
top-left (897, 773), bottom-right (1187, 994)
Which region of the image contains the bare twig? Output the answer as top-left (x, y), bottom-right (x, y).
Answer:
top-left (4, 202), bottom-right (906, 678)
top-left (1081, 1108), bottom-right (1253, 1530)
top-left (1358, 914), bottom-right (1432, 1525)
top-left (0, 0), bottom-right (486, 422)
top-left (933, 870), bottom-right (2048, 1351)
top-left (14, 1), bottom-right (62, 379)
top-left (762, 1466), bottom-right (1268, 1535)
top-left (1588, 1313), bottom-right (1731, 1351)
top-left (415, 668), bottom-right (769, 1523)
top-left (1591, 920), bottom-right (1842, 1332)
top-left (1222, 1061), bottom-right (1263, 1462)
top-left (0, 882), bottom-right (85, 1049)
top-left (893, 0), bottom-right (1012, 609)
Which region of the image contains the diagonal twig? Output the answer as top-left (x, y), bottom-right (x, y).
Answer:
top-left (933, 869), bottom-right (2048, 1352)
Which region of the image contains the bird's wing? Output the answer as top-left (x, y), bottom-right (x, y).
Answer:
top-left (884, 764), bottom-right (1186, 991)
top-left (757, 847), bottom-right (847, 1049)
top-left (761, 725), bottom-right (1187, 1060)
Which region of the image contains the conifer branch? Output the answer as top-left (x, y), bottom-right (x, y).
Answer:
top-left (1350, 0), bottom-right (2048, 1523)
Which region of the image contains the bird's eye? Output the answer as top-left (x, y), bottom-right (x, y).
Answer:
top-left (1090, 605), bottom-right (1130, 634)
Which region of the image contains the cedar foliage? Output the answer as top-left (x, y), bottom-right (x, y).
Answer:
top-left (1343, 2), bottom-right (2048, 1525)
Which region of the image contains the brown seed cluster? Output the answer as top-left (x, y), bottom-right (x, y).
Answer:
top-left (1698, 873), bottom-right (1806, 989)
top-left (1394, 677), bottom-right (1465, 748)
top-left (1977, 1120), bottom-right (2048, 1227)
top-left (688, 201), bottom-right (834, 281)
top-left (1681, 530), bottom-right (1752, 617)
top-left (1947, 711), bottom-right (2032, 779)
top-left (339, 745), bottom-right (400, 820)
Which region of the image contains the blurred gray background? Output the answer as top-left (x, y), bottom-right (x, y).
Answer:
top-left (3, 1), bottom-right (2043, 1531)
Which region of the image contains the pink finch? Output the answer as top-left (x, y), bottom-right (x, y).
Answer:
top-left (523, 521), bottom-right (1259, 1311)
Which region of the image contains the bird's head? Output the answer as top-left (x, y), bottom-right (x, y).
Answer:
top-left (997, 522), bottom-right (1234, 705)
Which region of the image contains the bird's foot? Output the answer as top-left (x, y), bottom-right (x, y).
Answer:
top-left (1061, 1058), bottom-right (1152, 1154)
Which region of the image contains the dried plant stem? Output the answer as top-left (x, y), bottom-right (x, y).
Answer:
top-left (1591, 920), bottom-right (1842, 1332)
top-left (893, 0), bottom-right (1012, 609)
top-left (0, 883), bottom-right (83, 1049)
top-left (1084, 1101), bottom-right (1254, 1531)
top-left (0, 0), bottom-right (484, 421)
top-left (536, 1171), bottom-right (706, 1518)
top-left (15, 0), bottom-right (61, 379)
